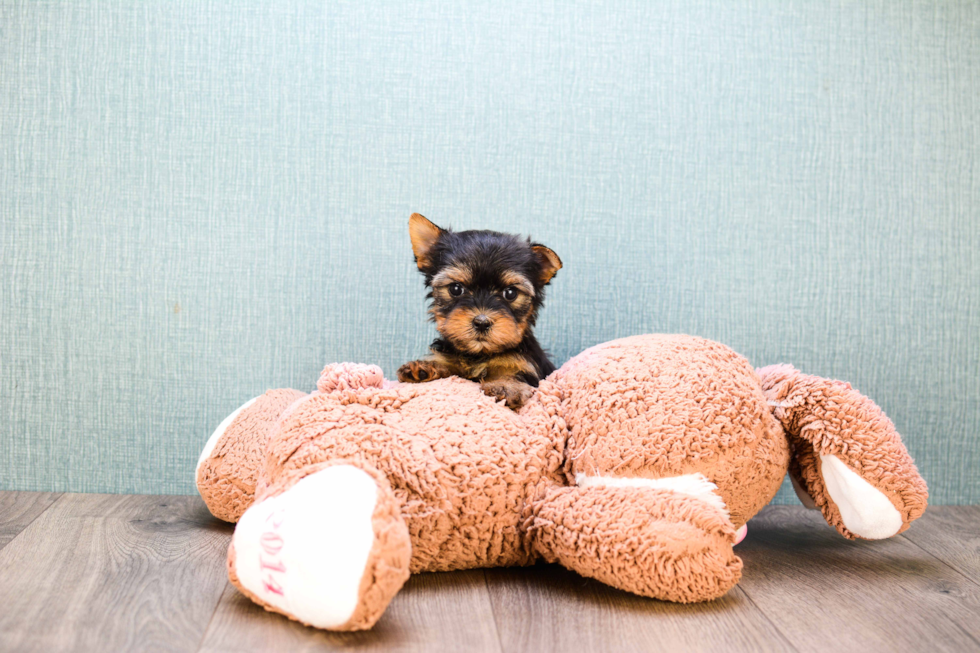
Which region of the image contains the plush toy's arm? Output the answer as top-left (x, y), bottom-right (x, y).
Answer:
top-left (757, 365), bottom-right (928, 540)
top-left (525, 485), bottom-right (742, 603)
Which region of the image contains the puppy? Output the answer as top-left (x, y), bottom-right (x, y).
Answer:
top-left (397, 213), bottom-right (562, 410)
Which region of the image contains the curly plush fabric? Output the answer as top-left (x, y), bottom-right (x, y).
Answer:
top-left (757, 364), bottom-right (928, 538)
top-left (527, 484), bottom-right (742, 602)
top-left (198, 334), bottom-right (928, 631)
top-left (554, 335), bottom-right (790, 528)
top-left (316, 362), bottom-right (387, 393)
top-left (197, 388), bottom-right (307, 522)
top-left (261, 375), bottom-right (566, 572)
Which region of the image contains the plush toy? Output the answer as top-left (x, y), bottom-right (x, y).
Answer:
top-left (196, 334), bottom-right (927, 631)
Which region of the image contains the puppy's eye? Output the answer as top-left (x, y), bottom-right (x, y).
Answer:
top-left (503, 286), bottom-right (519, 302)
top-left (448, 283), bottom-right (464, 297)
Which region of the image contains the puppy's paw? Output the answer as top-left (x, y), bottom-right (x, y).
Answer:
top-left (397, 359), bottom-right (445, 383)
top-left (481, 379), bottom-right (534, 411)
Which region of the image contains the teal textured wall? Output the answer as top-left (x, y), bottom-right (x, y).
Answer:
top-left (1, 1), bottom-right (978, 502)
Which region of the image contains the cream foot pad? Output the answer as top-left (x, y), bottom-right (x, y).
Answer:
top-left (232, 466), bottom-right (381, 629)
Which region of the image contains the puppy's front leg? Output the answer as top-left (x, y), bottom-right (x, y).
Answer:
top-left (481, 378), bottom-right (535, 411)
top-left (397, 358), bottom-right (451, 383)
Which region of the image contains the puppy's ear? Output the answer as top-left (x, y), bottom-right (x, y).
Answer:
top-left (409, 213), bottom-right (443, 270)
top-left (531, 245), bottom-right (562, 285)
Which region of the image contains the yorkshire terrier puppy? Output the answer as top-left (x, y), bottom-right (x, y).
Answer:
top-left (397, 213), bottom-right (562, 410)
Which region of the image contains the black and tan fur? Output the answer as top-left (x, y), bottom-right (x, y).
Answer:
top-left (397, 213), bottom-right (562, 410)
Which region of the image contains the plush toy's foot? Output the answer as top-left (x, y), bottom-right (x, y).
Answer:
top-left (228, 463), bottom-right (412, 631)
top-left (758, 365), bottom-right (928, 540)
top-left (528, 483), bottom-right (742, 603)
top-left (811, 453), bottom-right (906, 538)
top-left (197, 389), bottom-right (309, 523)
top-left (734, 524), bottom-right (748, 545)
top-left (198, 396), bottom-right (260, 472)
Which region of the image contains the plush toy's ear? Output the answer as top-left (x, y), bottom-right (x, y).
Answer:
top-left (408, 213), bottom-right (443, 270)
top-left (531, 245), bottom-right (562, 285)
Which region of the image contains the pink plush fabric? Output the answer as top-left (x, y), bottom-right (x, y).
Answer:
top-left (553, 335), bottom-right (789, 528)
top-left (317, 362), bottom-right (386, 393)
top-left (758, 364), bottom-right (928, 538)
top-left (197, 388), bottom-right (307, 522)
top-left (198, 334), bottom-right (928, 631)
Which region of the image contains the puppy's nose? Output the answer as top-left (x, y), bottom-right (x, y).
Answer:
top-left (472, 315), bottom-right (493, 333)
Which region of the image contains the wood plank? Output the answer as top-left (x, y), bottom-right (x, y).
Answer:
top-left (736, 505), bottom-right (980, 653)
top-left (0, 494), bottom-right (233, 653)
top-left (199, 569), bottom-right (503, 653)
top-left (484, 563), bottom-right (793, 653)
top-left (0, 491), bottom-right (62, 551)
top-left (3, 494), bottom-right (977, 652)
top-left (901, 505), bottom-right (980, 586)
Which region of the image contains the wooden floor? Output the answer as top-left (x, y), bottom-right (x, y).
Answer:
top-left (0, 493), bottom-right (977, 653)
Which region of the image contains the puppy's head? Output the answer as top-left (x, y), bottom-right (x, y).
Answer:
top-left (409, 213), bottom-right (561, 355)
